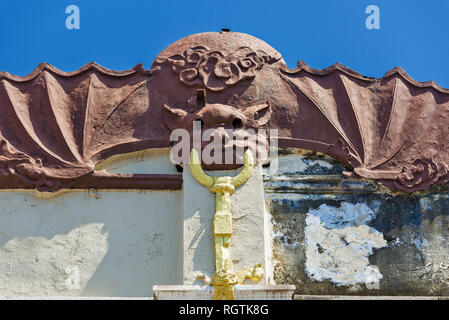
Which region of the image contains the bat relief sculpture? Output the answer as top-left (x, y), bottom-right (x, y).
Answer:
top-left (1, 30), bottom-right (448, 300)
top-left (0, 31), bottom-right (448, 193)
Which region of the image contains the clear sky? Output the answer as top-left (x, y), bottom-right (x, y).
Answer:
top-left (0, 0), bottom-right (448, 88)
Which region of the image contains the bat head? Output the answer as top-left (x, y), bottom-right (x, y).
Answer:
top-left (163, 89), bottom-right (272, 170)
top-left (149, 32), bottom-right (289, 170)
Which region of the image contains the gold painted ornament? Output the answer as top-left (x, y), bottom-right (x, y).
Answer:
top-left (189, 148), bottom-right (264, 300)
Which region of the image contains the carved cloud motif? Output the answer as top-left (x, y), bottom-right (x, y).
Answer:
top-left (152, 46), bottom-right (282, 91)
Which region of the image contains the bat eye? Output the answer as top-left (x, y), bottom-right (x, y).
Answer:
top-left (232, 118), bottom-right (243, 129)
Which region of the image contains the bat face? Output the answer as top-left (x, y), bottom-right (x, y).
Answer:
top-left (163, 90), bottom-right (272, 170)
top-left (149, 32), bottom-right (289, 170)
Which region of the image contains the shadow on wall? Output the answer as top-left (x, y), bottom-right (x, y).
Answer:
top-left (0, 189), bottom-right (182, 297)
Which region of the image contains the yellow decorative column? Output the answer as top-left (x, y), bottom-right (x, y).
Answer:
top-left (189, 149), bottom-right (264, 300)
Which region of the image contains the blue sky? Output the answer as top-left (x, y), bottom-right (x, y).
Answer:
top-left (0, 0), bottom-right (448, 87)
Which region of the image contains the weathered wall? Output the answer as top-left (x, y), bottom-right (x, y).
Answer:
top-left (0, 148), bottom-right (182, 297)
top-left (2, 145), bottom-right (449, 297)
top-left (0, 189), bottom-right (182, 297)
top-left (0, 147), bottom-right (274, 297)
top-left (265, 148), bottom-right (449, 295)
top-left (182, 164), bottom-right (273, 285)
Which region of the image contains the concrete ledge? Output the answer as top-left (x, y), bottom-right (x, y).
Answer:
top-left (294, 295), bottom-right (449, 300)
top-left (153, 285), bottom-right (296, 300)
top-left (2, 295), bottom-right (446, 300)
top-left (0, 297), bottom-right (154, 300)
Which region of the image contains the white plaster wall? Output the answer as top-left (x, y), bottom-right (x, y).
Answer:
top-left (304, 202), bottom-right (387, 289)
top-left (0, 148), bottom-right (183, 297)
top-left (0, 148), bottom-right (273, 297)
top-left (95, 148), bottom-right (178, 174)
top-left (182, 164), bottom-right (272, 285)
top-left (0, 190), bottom-right (182, 297)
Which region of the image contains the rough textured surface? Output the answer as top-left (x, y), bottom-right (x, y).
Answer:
top-left (0, 63), bottom-right (163, 190)
top-left (153, 284), bottom-right (295, 300)
top-left (1, 31), bottom-right (448, 191)
top-left (0, 189), bottom-right (182, 297)
top-left (0, 149), bottom-right (184, 297)
top-left (304, 202), bottom-right (387, 287)
top-left (0, 223), bottom-right (107, 296)
top-left (279, 63), bottom-right (449, 193)
top-left (0, 144), bottom-right (449, 297)
top-left (265, 147), bottom-right (449, 295)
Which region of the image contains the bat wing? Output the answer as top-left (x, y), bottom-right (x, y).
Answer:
top-left (276, 61), bottom-right (449, 192)
top-left (0, 62), bottom-right (170, 189)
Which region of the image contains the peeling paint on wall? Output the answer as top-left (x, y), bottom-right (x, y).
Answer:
top-left (265, 147), bottom-right (449, 296)
top-left (305, 202), bottom-right (387, 288)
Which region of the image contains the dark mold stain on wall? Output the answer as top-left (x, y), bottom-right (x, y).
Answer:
top-left (265, 148), bottom-right (449, 296)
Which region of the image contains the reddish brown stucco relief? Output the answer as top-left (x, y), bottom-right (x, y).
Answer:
top-left (0, 62), bottom-right (174, 190)
top-left (279, 62), bottom-right (449, 192)
top-left (0, 31), bottom-right (448, 192)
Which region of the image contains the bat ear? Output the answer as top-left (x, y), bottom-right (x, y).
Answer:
top-left (163, 104), bottom-right (189, 130)
top-left (243, 101), bottom-right (272, 127)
